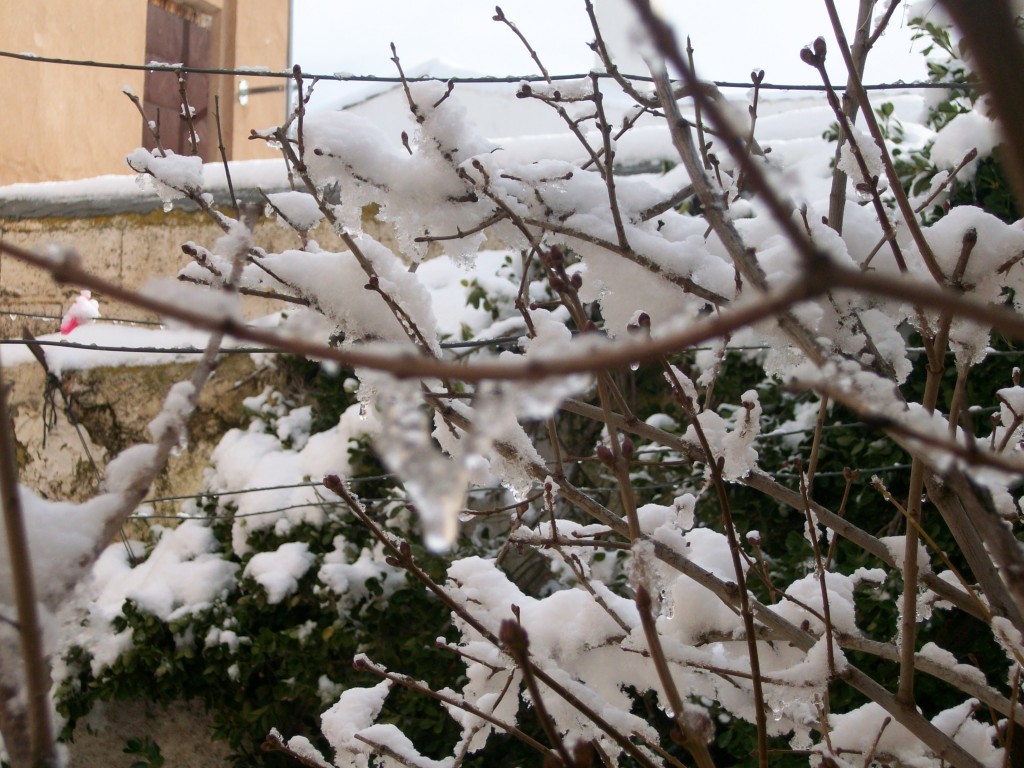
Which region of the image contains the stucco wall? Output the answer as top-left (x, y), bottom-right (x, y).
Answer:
top-left (0, 1), bottom-right (147, 184)
top-left (230, 0), bottom-right (291, 155)
top-left (0, 0), bottom-right (290, 185)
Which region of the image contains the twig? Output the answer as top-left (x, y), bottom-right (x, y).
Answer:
top-left (799, 471), bottom-right (838, 676)
top-left (589, 73), bottom-right (629, 250)
top-left (662, 362), bottom-right (768, 767)
top-left (805, 395), bottom-right (830, 488)
top-left (635, 586), bottom-right (715, 768)
top-left (821, 0), bottom-right (945, 284)
top-left (214, 94), bottom-right (239, 220)
top-left (826, 0), bottom-right (875, 234)
top-left (352, 657), bottom-right (550, 757)
top-left (262, 730), bottom-right (330, 767)
top-left (176, 69), bottom-right (200, 156)
top-left (686, 37), bottom-right (711, 170)
top-left (500, 620), bottom-right (574, 766)
top-left (389, 44), bottom-right (423, 124)
top-left (802, 38), bottom-right (908, 273)
top-left (493, 6), bottom-right (551, 83)
top-left (734, 68), bottom-right (765, 197)
top-left (862, 147), bottom-right (977, 269)
top-left (0, 358), bottom-right (57, 767)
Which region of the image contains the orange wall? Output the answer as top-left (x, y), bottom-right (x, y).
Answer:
top-left (0, 1), bottom-right (147, 184)
top-left (231, 0), bottom-right (291, 159)
top-left (0, 0), bottom-right (289, 185)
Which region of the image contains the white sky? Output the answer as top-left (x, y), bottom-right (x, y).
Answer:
top-left (290, 1), bottom-right (932, 92)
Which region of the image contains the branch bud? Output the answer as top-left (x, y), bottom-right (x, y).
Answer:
top-left (500, 618), bottom-right (529, 655)
top-left (800, 46), bottom-right (820, 67)
top-left (621, 436), bottom-right (634, 461)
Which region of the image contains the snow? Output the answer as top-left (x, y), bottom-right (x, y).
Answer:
top-left (208, 399), bottom-right (381, 555)
top-left (321, 679), bottom-right (393, 764)
top-left (837, 126), bottom-right (885, 189)
top-left (1, 323), bottom-right (257, 375)
top-left (0, 488), bottom-right (122, 606)
top-left (74, 522), bottom-right (239, 672)
top-left (243, 541), bottom-right (316, 604)
top-left (266, 190), bottom-right (325, 231)
top-left (125, 148), bottom-right (204, 205)
top-left (930, 109), bottom-right (1001, 182)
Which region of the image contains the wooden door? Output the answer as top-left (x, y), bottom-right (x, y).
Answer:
top-left (142, 0), bottom-right (212, 158)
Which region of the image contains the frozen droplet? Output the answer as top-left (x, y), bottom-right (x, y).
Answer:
top-left (660, 589), bottom-right (674, 619)
top-left (407, 473), bottom-right (466, 554)
top-left (425, 529), bottom-right (455, 554)
top-left (163, 201), bottom-right (174, 213)
top-left (418, 492), bottom-right (462, 553)
top-left (772, 705), bottom-right (784, 722)
top-left (630, 361), bottom-right (640, 371)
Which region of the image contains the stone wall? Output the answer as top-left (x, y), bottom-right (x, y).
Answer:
top-left (0, 201), bottom-right (403, 340)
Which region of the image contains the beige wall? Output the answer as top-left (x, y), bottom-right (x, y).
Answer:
top-left (0, 204), bottom-right (409, 338)
top-left (230, 0), bottom-right (291, 157)
top-left (0, 1), bottom-right (147, 184)
top-left (0, 0), bottom-right (289, 185)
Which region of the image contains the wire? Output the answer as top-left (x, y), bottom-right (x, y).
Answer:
top-left (135, 481), bottom-right (511, 518)
top-left (770, 464), bottom-right (914, 479)
top-left (0, 49), bottom-right (967, 92)
top-left (142, 478), bottom-right (358, 504)
top-left (440, 335), bottom-right (522, 349)
top-left (0, 339), bottom-right (273, 355)
top-left (2, 309), bottom-right (165, 327)
top-left (0, 336), bottom-right (531, 354)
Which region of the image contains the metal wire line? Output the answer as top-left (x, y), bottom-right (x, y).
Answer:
top-left (0, 49), bottom-right (967, 92)
top-left (135, 481), bottom-right (511, 519)
top-left (0, 335), bottom-right (529, 355)
top-left (3, 309), bottom-right (165, 326)
top-left (141, 478), bottom-right (371, 505)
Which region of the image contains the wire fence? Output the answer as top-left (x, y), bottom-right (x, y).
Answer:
top-left (0, 49), bottom-right (968, 93)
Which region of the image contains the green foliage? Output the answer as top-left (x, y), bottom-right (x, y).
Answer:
top-left (948, 153), bottom-right (1020, 223)
top-left (124, 736), bottom-right (165, 768)
top-left (54, 359), bottom-right (472, 766)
